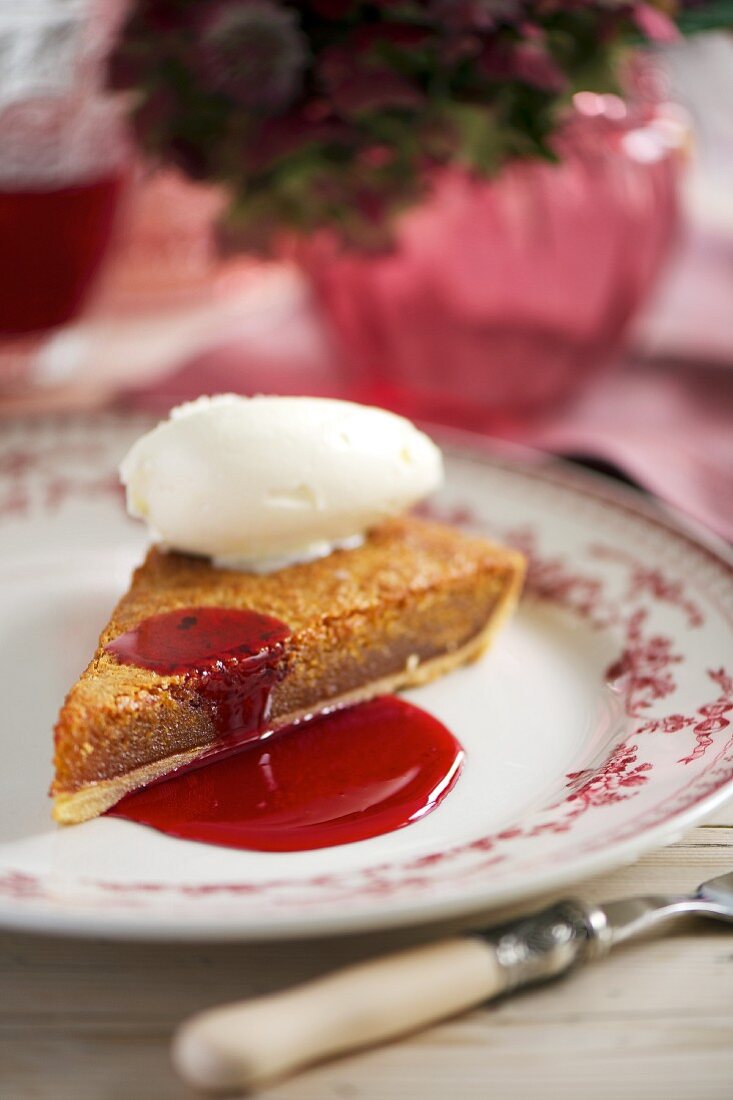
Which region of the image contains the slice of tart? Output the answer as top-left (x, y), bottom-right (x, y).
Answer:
top-left (52, 516), bottom-right (524, 824)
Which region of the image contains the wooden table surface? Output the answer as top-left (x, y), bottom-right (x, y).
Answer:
top-left (3, 801), bottom-right (732, 1100)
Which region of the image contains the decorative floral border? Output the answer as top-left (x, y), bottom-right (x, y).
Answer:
top-left (0, 422), bottom-right (731, 917)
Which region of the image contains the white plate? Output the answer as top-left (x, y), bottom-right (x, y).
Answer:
top-left (1, 414), bottom-right (731, 940)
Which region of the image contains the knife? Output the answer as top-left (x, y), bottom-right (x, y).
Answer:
top-left (172, 870), bottom-right (733, 1094)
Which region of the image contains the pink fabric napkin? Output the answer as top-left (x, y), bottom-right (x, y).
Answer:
top-left (511, 357), bottom-right (733, 542)
top-left (512, 218), bottom-right (733, 541)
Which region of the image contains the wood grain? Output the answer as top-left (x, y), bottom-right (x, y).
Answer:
top-left (3, 808), bottom-right (732, 1100)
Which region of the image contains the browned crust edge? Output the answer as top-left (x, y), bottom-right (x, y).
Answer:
top-left (53, 564), bottom-right (521, 825)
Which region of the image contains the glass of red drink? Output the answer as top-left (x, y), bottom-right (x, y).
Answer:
top-left (0, 88), bottom-right (128, 337)
top-left (0, 4), bottom-right (128, 398)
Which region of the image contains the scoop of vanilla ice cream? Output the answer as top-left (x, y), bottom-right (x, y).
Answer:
top-left (120, 395), bottom-right (444, 572)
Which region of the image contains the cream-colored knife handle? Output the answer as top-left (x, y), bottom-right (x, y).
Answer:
top-left (173, 901), bottom-right (598, 1095)
top-left (173, 937), bottom-right (502, 1093)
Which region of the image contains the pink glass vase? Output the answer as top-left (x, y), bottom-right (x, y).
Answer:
top-left (297, 93), bottom-right (686, 427)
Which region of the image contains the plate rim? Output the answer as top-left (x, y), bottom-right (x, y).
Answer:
top-left (1, 781), bottom-right (731, 942)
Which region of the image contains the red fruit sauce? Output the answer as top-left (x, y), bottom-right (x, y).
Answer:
top-left (108, 696), bottom-right (463, 852)
top-left (104, 608), bottom-right (463, 851)
top-left (105, 607), bottom-right (292, 740)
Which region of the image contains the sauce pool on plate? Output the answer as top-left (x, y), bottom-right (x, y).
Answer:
top-left (105, 608), bottom-right (463, 851)
top-left (108, 695), bottom-right (463, 852)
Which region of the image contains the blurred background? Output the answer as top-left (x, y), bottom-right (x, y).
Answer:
top-left (1, 1), bottom-right (731, 536)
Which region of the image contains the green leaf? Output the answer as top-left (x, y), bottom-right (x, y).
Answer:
top-left (444, 103), bottom-right (504, 174)
top-left (675, 1), bottom-right (733, 35)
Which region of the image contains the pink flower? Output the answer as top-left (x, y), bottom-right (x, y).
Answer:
top-left (431, 0), bottom-right (523, 29)
top-left (329, 69), bottom-right (424, 115)
top-left (197, 1), bottom-right (308, 113)
top-left (633, 4), bottom-right (682, 44)
top-left (479, 36), bottom-right (566, 92)
top-left (358, 144), bottom-right (395, 168)
top-left (319, 43), bottom-right (425, 115)
top-left (513, 41), bottom-right (567, 92)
